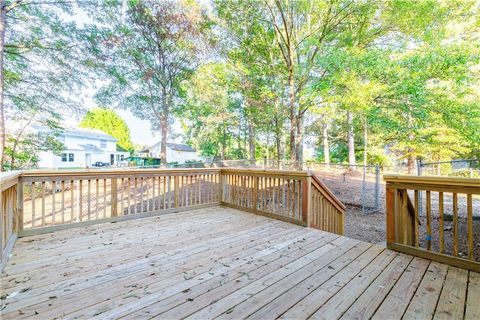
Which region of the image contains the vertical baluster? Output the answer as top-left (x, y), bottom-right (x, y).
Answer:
top-left (87, 179), bottom-right (91, 220)
top-left (438, 192), bottom-right (444, 253)
top-left (414, 190), bottom-right (420, 247)
top-left (134, 177), bottom-right (138, 214)
top-left (426, 191), bottom-right (431, 250)
top-left (78, 180), bottom-right (83, 221)
top-left (61, 181), bottom-right (65, 224)
top-left (31, 182), bottom-right (36, 228)
top-left (95, 179), bottom-right (99, 220)
top-left (158, 176), bottom-right (162, 209)
top-left (120, 178), bottom-right (123, 216)
top-left (52, 181), bottom-right (56, 225)
top-left (127, 178), bottom-right (131, 215)
top-left (467, 193), bottom-right (473, 260)
top-left (163, 176), bottom-right (167, 209)
top-left (453, 193), bottom-right (458, 256)
top-left (152, 176), bottom-right (156, 211)
top-left (197, 174), bottom-right (200, 205)
top-left (141, 177), bottom-right (144, 212)
top-left (70, 180), bottom-right (74, 223)
top-left (292, 180), bottom-right (296, 219)
top-left (41, 181), bottom-right (46, 226)
top-left (103, 179), bottom-right (107, 218)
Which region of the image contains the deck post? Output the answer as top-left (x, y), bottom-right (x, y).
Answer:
top-left (302, 177), bottom-right (311, 227)
top-left (111, 178), bottom-right (118, 217)
top-left (16, 177), bottom-right (23, 231)
top-left (386, 186), bottom-right (396, 244)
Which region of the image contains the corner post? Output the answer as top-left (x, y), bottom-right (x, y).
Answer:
top-left (302, 176), bottom-right (311, 227)
top-left (386, 185), bottom-right (396, 245)
top-left (16, 177), bottom-right (23, 232)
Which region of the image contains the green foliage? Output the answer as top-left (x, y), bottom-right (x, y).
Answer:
top-left (79, 108), bottom-right (134, 152)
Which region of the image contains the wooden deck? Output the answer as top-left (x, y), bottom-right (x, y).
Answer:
top-left (1, 207), bottom-right (479, 320)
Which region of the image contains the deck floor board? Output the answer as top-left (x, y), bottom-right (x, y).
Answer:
top-left (1, 206), bottom-right (478, 319)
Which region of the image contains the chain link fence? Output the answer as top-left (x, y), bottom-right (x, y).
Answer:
top-left (110, 158), bottom-right (479, 216)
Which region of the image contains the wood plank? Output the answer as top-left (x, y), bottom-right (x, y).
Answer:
top-left (371, 257), bottom-right (430, 320)
top-left (248, 242), bottom-right (375, 320)
top-left (183, 238), bottom-right (351, 320)
top-left (466, 271), bottom-right (480, 319)
top-left (121, 232), bottom-right (334, 319)
top-left (3, 220), bottom-right (309, 318)
top-left (403, 262), bottom-right (448, 319)
top-left (433, 266), bottom-right (468, 319)
top-left (279, 245), bottom-right (385, 320)
top-left (216, 239), bottom-right (364, 319)
top-left (307, 250), bottom-right (400, 319)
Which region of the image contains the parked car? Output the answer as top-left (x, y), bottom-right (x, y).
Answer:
top-left (92, 162), bottom-right (110, 167)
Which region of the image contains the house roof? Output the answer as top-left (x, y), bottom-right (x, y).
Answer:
top-left (31, 125), bottom-right (117, 142)
top-left (167, 143), bottom-right (196, 152)
top-left (142, 142), bottom-right (196, 153)
top-left (79, 144), bottom-right (105, 153)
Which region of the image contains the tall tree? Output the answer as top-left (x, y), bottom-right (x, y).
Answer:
top-left (1, 0), bottom-right (92, 170)
top-left (87, 0), bottom-right (209, 164)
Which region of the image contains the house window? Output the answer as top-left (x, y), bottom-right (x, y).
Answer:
top-left (100, 140), bottom-right (107, 148)
top-left (120, 155), bottom-right (124, 161)
top-left (61, 153), bottom-right (67, 162)
top-left (68, 153), bottom-right (74, 162)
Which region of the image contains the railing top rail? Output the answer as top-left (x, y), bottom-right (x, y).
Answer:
top-left (0, 170), bottom-right (22, 184)
top-left (311, 174), bottom-right (346, 212)
top-left (20, 167), bottom-right (222, 178)
top-left (221, 168), bottom-right (310, 177)
top-left (384, 174), bottom-right (480, 188)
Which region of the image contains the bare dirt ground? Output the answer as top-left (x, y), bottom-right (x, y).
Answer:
top-left (317, 171), bottom-right (480, 261)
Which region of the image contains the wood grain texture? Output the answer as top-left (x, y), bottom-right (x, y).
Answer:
top-left (1, 206), bottom-right (477, 320)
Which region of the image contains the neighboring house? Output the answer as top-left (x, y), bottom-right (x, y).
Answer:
top-left (32, 125), bottom-right (130, 168)
top-left (141, 142), bottom-right (198, 164)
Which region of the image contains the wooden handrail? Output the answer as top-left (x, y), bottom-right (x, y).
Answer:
top-left (311, 174), bottom-right (346, 213)
top-left (1, 168), bottom-right (347, 271)
top-left (385, 174), bottom-right (479, 272)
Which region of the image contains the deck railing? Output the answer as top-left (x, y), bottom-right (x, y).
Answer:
top-left (385, 175), bottom-right (479, 271)
top-left (0, 168), bottom-right (345, 269)
top-left (1, 171), bottom-right (21, 269)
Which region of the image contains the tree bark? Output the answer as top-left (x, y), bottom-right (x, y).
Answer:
top-left (0, 2), bottom-right (6, 171)
top-left (248, 120), bottom-right (255, 162)
top-left (295, 114), bottom-right (303, 165)
top-left (322, 115), bottom-right (330, 165)
top-left (363, 117), bottom-right (368, 167)
top-left (288, 70), bottom-right (296, 163)
top-left (159, 90), bottom-right (169, 165)
top-left (347, 111), bottom-right (356, 166)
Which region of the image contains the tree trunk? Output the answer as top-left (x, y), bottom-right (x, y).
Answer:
top-left (160, 115), bottom-right (167, 165)
top-left (0, 3), bottom-right (6, 171)
top-left (322, 115), bottom-right (330, 165)
top-left (248, 121), bottom-right (255, 162)
top-left (159, 91), bottom-right (169, 165)
top-left (347, 111), bottom-right (356, 166)
top-left (295, 114), bottom-right (303, 165)
top-left (288, 69), bottom-right (296, 163)
top-left (220, 126), bottom-right (226, 160)
top-left (363, 117), bottom-right (368, 167)
top-left (274, 117), bottom-right (282, 163)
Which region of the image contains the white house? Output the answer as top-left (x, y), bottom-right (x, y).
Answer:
top-left (33, 125), bottom-right (130, 168)
top-left (141, 142), bottom-right (199, 164)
